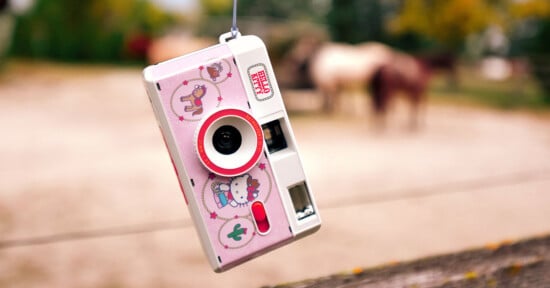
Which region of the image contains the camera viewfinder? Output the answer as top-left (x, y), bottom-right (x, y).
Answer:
top-left (262, 119), bottom-right (287, 154)
top-left (288, 182), bottom-right (315, 221)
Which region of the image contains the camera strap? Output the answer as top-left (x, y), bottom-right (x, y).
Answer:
top-left (219, 0), bottom-right (241, 43)
top-left (231, 0), bottom-right (239, 38)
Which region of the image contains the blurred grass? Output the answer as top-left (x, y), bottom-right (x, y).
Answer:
top-left (429, 64), bottom-right (550, 112)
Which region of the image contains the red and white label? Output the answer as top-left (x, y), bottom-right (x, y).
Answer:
top-left (248, 64), bottom-right (273, 101)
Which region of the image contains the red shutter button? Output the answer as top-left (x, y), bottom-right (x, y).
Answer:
top-left (251, 201), bottom-right (270, 234)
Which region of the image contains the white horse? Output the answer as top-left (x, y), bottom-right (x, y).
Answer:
top-left (308, 41), bottom-right (430, 128)
top-left (309, 42), bottom-right (394, 112)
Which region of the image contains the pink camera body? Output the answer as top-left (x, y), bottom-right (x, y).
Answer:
top-left (143, 34), bottom-right (321, 272)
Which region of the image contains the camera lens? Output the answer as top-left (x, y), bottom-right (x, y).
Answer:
top-left (212, 125), bottom-right (242, 155)
top-left (196, 108), bottom-right (264, 177)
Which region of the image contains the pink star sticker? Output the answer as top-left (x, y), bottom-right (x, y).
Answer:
top-left (210, 212), bottom-right (217, 219)
top-left (178, 116), bottom-right (184, 121)
top-left (224, 245), bottom-right (228, 249)
top-left (199, 66), bottom-right (204, 70)
top-left (259, 163), bottom-right (266, 170)
top-left (183, 80), bottom-right (189, 86)
top-left (208, 173), bottom-right (216, 180)
top-left (217, 95), bottom-right (223, 102)
top-left (227, 72), bottom-right (232, 78)
top-left (234, 215), bottom-right (239, 219)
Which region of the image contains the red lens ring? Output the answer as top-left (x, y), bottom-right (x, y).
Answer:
top-left (196, 109), bottom-right (264, 177)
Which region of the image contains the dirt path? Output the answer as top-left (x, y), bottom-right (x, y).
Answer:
top-left (1, 62), bottom-right (550, 288)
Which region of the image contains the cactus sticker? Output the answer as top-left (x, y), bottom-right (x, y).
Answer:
top-left (218, 218), bottom-right (255, 249)
top-left (227, 223), bottom-right (247, 241)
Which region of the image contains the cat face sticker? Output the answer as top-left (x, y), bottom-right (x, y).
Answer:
top-left (212, 174), bottom-right (260, 208)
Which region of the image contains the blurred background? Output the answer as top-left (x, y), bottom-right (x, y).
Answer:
top-left (1, 0), bottom-right (550, 287)
top-left (3, 0), bottom-right (550, 107)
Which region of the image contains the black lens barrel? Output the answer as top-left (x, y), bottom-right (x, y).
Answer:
top-left (212, 125), bottom-right (242, 155)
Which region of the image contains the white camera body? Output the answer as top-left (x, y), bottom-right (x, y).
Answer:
top-left (143, 33), bottom-right (321, 272)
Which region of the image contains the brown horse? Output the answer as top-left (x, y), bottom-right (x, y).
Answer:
top-left (307, 41), bottom-right (430, 129)
top-left (369, 52), bottom-right (431, 129)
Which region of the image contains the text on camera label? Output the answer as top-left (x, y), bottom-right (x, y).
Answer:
top-left (247, 63), bottom-right (274, 101)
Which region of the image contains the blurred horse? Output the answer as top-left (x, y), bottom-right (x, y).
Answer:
top-left (307, 42), bottom-right (430, 128)
top-left (369, 51), bottom-right (431, 129)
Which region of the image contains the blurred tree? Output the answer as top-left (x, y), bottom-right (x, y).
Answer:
top-left (508, 1), bottom-right (550, 56)
top-left (199, 0), bottom-right (327, 20)
top-left (520, 17), bottom-right (550, 101)
top-left (196, 0), bottom-right (328, 64)
top-left (0, 0), bottom-right (14, 67)
top-left (390, 0), bottom-right (550, 52)
top-left (12, 0), bottom-right (177, 62)
top-left (507, 0), bottom-right (550, 20)
top-left (389, 0), bottom-right (498, 51)
top-left (236, 0), bottom-right (324, 20)
top-left (387, 0), bottom-right (550, 99)
top-left (201, 0), bottom-right (232, 16)
top-left (197, 0), bottom-right (326, 35)
top-left (327, 0), bottom-right (387, 44)
top-left (503, 0), bottom-right (550, 100)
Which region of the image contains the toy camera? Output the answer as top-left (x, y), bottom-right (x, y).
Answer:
top-left (143, 32), bottom-right (321, 272)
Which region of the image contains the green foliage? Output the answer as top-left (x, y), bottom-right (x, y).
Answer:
top-left (327, 0), bottom-right (386, 44)
top-left (526, 19), bottom-right (550, 100)
top-left (200, 0), bottom-right (232, 16)
top-left (11, 0), bottom-right (176, 63)
top-left (508, 16), bottom-right (550, 75)
top-left (391, 0), bottom-right (550, 51)
top-left (196, 0), bottom-right (328, 62)
top-left (390, 0), bottom-right (500, 51)
top-left (199, 0), bottom-right (325, 20)
top-left (508, 10), bottom-right (550, 99)
top-left (197, 0), bottom-right (325, 36)
top-left (530, 65), bottom-right (550, 102)
top-left (323, 0), bottom-right (433, 52)
top-left (235, 0), bottom-right (324, 21)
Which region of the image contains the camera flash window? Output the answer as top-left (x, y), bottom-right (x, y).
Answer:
top-left (288, 182), bottom-right (315, 221)
top-left (262, 119), bottom-right (288, 154)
